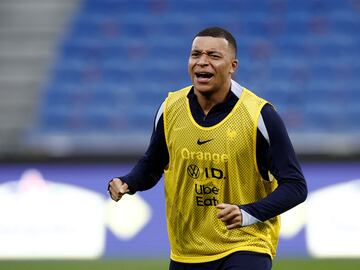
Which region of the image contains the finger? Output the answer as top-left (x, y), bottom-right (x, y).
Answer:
top-left (220, 209), bottom-right (239, 222)
top-left (110, 178), bottom-right (129, 194)
top-left (223, 211), bottom-right (242, 229)
top-left (108, 186), bottom-right (121, 201)
top-left (223, 213), bottom-right (242, 224)
top-left (216, 203), bottom-right (227, 209)
top-left (109, 191), bottom-right (119, 202)
top-left (109, 178), bottom-right (122, 189)
top-left (216, 204), bottom-right (233, 219)
top-left (108, 185), bottom-right (120, 196)
top-left (119, 185), bottom-right (130, 194)
top-left (110, 194), bottom-right (119, 202)
top-left (225, 220), bottom-right (242, 230)
top-left (109, 185), bottom-right (127, 201)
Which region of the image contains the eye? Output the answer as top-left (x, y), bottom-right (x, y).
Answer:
top-left (209, 54), bottom-right (221, 59)
top-left (191, 52), bottom-right (200, 58)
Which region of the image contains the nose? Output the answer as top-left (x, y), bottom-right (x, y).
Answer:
top-left (197, 53), bottom-right (209, 66)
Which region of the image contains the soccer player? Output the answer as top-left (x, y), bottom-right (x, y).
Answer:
top-left (108, 27), bottom-right (307, 270)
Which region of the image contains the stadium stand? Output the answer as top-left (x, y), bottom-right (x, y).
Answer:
top-left (23, 0), bottom-right (360, 157)
top-left (0, 0), bottom-right (80, 158)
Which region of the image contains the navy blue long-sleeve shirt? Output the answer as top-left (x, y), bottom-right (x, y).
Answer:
top-left (121, 87), bottom-right (307, 222)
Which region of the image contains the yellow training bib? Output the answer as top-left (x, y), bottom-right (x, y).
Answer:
top-left (163, 86), bottom-right (280, 263)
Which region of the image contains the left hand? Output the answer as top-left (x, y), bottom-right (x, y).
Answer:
top-left (216, 203), bottom-right (242, 229)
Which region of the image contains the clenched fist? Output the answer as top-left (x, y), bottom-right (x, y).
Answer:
top-left (108, 178), bottom-right (129, 201)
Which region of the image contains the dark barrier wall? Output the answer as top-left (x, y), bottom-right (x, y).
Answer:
top-left (0, 162), bottom-right (359, 259)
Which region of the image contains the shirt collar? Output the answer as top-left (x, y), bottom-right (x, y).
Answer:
top-left (187, 83), bottom-right (239, 115)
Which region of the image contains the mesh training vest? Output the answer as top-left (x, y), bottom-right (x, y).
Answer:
top-left (163, 86), bottom-right (280, 263)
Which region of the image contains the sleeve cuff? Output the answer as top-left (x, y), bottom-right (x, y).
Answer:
top-left (241, 208), bottom-right (261, 226)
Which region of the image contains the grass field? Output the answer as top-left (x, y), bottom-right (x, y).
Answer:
top-left (0, 259), bottom-right (359, 270)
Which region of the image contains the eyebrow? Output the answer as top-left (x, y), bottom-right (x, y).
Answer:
top-left (191, 49), bottom-right (223, 55)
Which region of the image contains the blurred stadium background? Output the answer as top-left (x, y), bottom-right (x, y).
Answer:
top-left (0, 0), bottom-right (359, 269)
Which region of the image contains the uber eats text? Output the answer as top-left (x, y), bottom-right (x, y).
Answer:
top-left (182, 147), bottom-right (228, 207)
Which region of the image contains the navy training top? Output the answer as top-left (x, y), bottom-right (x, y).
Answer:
top-left (120, 87), bottom-right (307, 222)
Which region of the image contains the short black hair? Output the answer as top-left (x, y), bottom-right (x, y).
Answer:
top-left (194, 26), bottom-right (237, 56)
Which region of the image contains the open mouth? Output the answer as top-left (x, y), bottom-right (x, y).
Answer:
top-left (195, 72), bottom-right (214, 80)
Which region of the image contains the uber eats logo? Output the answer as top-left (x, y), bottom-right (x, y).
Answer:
top-left (182, 147), bottom-right (228, 207)
top-left (186, 165), bottom-right (223, 206)
top-left (194, 184), bottom-right (219, 206)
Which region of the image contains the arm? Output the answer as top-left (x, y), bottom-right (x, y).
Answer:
top-left (108, 102), bottom-right (169, 200)
top-left (217, 104), bottom-right (308, 228)
top-left (240, 104), bottom-right (308, 222)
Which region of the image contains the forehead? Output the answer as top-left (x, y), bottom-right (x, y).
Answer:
top-left (191, 36), bottom-right (229, 52)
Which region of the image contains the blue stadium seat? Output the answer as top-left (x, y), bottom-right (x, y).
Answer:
top-left (29, 0), bottom-right (360, 154)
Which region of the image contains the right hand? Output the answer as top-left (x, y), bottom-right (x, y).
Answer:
top-left (108, 178), bottom-right (129, 202)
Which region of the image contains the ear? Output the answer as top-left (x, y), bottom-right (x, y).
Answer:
top-left (229, 58), bottom-right (238, 75)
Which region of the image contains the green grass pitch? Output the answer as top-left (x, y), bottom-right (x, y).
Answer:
top-left (0, 258), bottom-right (359, 270)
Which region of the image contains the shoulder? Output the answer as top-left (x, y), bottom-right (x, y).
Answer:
top-left (260, 104), bottom-right (292, 147)
top-left (260, 104), bottom-right (286, 131)
top-left (258, 104), bottom-right (281, 146)
top-left (167, 85), bottom-right (193, 100)
top-left (154, 100), bottom-right (165, 130)
top-left (164, 85), bottom-right (192, 114)
top-left (155, 85), bottom-right (192, 129)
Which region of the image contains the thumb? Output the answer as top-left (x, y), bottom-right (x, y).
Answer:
top-left (119, 182), bottom-right (129, 194)
top-left (111, 178), bottom-right (129, 193)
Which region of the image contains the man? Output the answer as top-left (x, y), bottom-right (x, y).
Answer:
top-left (108, 27), bottom-right (307, 270)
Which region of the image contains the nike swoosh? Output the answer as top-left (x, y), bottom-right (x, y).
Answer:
top-left (197, 139), bottom-right (213, 145)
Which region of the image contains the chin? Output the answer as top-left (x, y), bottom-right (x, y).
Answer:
top-left (194, 87), bottom-right (216, 98)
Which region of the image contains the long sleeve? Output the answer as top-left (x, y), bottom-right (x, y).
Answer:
top-left (241, 104), bottom-right (308, 222)
top-left (121, 108), bottom-right (169, 193)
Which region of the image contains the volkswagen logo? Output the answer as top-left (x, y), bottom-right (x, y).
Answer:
top-left (187, 164), bottom-right (200, 179)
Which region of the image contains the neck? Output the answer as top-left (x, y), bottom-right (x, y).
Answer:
top-left (194, 81), bottom-right (231, 116)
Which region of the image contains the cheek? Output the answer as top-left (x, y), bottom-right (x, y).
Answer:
top-left (188, 60), bottom-right (195, 73)
top-left (216, 64), bottom-right (231, 77)
top-left (224, 63), bottom-right (235, 75)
